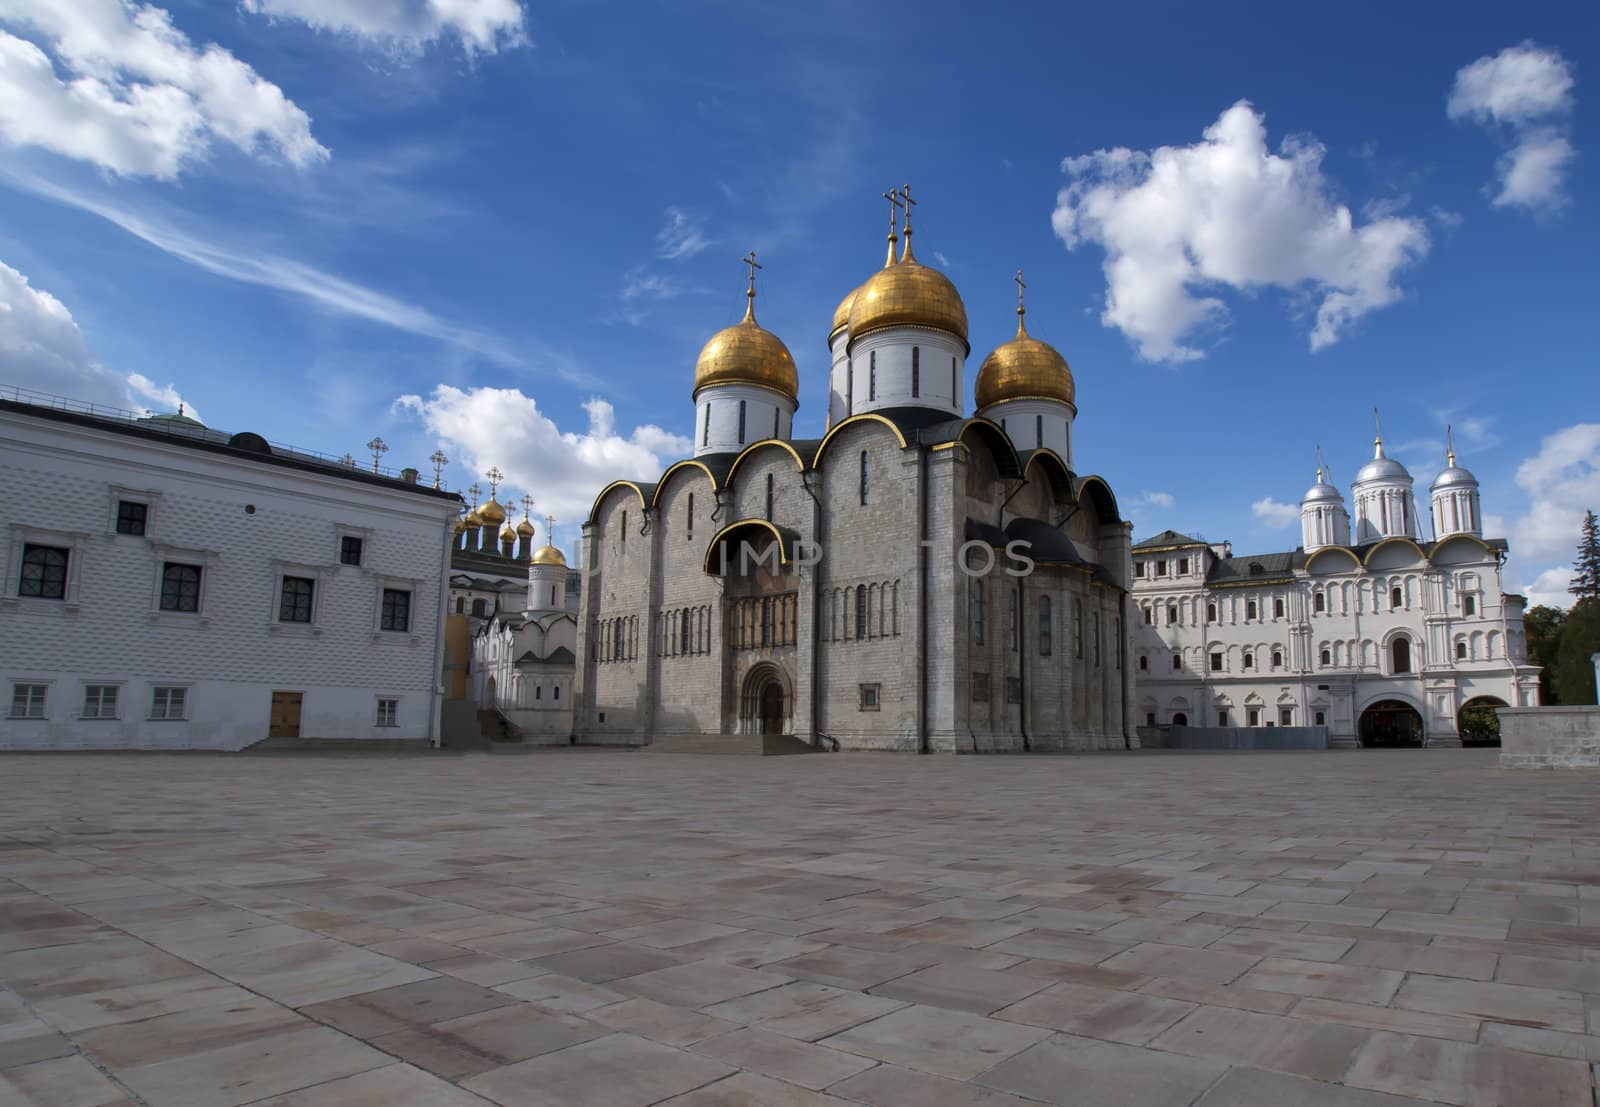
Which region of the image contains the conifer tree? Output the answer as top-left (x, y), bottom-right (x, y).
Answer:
top-left (1573, 509), bottom-right (1600, 601)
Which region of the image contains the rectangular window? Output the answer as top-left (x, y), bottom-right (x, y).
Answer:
top-left (1173, 652), bottom-right (1182, 670)
top-left (1314, 592), bottom-right (1326, 613)
top-left (1315, 710), bottom-right (1326, 726)
top-left (1008, 590), bottom-right (1018, 652)
top-left (19, 544), bottom-right (69, 599)
top-left (737, 400), bottom-right (746, 444)
top-left (159, 563), bottom-right (202, 612)
top-left (1146, 712), bottom-right (1156, 726)
top-left (765, 473), bottom-right (774, 520)
top-left (687, 492), bottom-right (694, 540)
top-left (855, 588), bottom-right (867, 640)
top-left (82, 685), bottom-right (118, 719)
top-left (535, 685), bottom-right (542, 700)
top-left (10, 683), bottom-right (47, 718)
top-left (702, 404), bottom-right (711, 446)
top-left (1135, 562), bottom-right (1145, 578)
top-left (1463, 595), bottom-right (1476, 616)
top-left (1210, 651), bottom-right (1223, 672)
top-left (554, 685), bottom-right (560, 701)
top-left (376, 698), bottom-right (398, 726)
top-left (1242, 651), bottom-right (1254, 670)
top-left (1273, 598), bottom-right (1284, 618)
top-left (381, 588), bottom-right (412, 632)
top-left (869, 351), bottom-right (877, 400)
top-left (973, 580), bottom-right (985, 644)
top-left (279, 576), bottom-right (315, 623)
top-left (1035, 414), bottom-right (1043, 448)
top-left (1093, 613), bottom-right (1101, 666)
top-left (951, 357), bottom-right (957, 403)
top-left (1280, 707), bottom-right (1294, 726)
top-left (762, 597), bottom-right (773, 646)
top-left (115, 500), bottom-right (147, 535)
top-left (1178, 557), bottom-right (1189, 575)
top-left (150, 686), bottom-right (186, 720)
top-left (859, 683), bottom-right (880, 711)
top-left (1218, 710), bottom-right (1229, 727)
top-left (1247, 707), bottom-right (1260, 727)
top-left (911, 346), bottom-right (920, 397)
top-left (1247, 600), bottom-right (1258, 621)
top-left (340, 535), bottom-right (363, 566)
top-left (1156, 559), bottom-right (1167, 576)
top-left (1074, 599), bottom-right (1083, 658)
top-left (860, 451), bottom-right (869, 505)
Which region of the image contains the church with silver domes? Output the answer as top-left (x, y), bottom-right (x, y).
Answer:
top-left (1130, 421), bottom-right (1540, 749)
top-left (574, 191), bottom-right (1136, 751)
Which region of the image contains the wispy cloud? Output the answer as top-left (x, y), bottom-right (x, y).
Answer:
top-left (656, 206), bottom-right (714, 260)
top-left (605, 264), bottom-right (708, 326)
top-left (3, 170), bottom-right (590, 379)
top-left (1448, 42), bottom-right (1577, 213)
top-left (1252, 496), bottom-right (1300, 527)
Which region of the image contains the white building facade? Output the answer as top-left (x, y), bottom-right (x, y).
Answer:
top-left (1130, 430), bottom-right (1540, 748)
top-left (469, 539), bottom-right (578, 741)
top-left (0, 394), bottom-right (461, 750)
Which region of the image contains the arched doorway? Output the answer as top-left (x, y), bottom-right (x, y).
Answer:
top-left (485, 675), bottom-right (497, 708)
top-left (739, 664), bottom-right (791, 736)
top-left (1359, 699), bottom-right (1423, 748)
top-left (1459, 696), bottom-right (1508, 747)
top-left (1172, 712), bottom-right (1188, 726)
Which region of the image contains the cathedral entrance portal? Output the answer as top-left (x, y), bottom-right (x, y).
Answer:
top-left (739, 664), bottom-right (792, 736)
top-left (1358, 699), bottom-right (1423, 748)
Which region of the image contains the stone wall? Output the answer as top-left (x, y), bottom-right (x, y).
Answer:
top-left (1498, 706), bottom-right (1600, 769)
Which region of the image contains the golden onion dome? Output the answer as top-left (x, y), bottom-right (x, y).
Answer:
top-left (463, 508), bottom-right (483, 528)
top-left (847, 238), bottom-right (968, 351)
top-left (453, 514), bottom-right (469, 534)
top-left (829, 282), bottom-right (863, 341)
top-left (975, 310), bottom-right (1075, 410)
top-left (531, 543), bottom-right (567, 567)
top-left (692, 300), bottom-right (798, 402)
top-left (516, 517), bottom-right (536, 537)
top-left (499, 521), bottom-right (517, 542)
top-left (477, 497), bottom-right (507, 525)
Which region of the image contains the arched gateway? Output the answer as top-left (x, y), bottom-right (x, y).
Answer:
top-left (1359, 699), bottom-right (1423, 748)
top-left (740, 664), bottom-right (791, 735)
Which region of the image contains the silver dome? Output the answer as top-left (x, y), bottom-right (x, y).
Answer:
top-left (1431, 464), bottom-right (1479, 490)
top-left (1354, 454), bottom-right (1411, 485)
top-left (1301, 479), bottom-right (1344, 504)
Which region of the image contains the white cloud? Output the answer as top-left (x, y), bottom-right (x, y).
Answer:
top-left (395, 385), bottom-right (691, 530)
top-left (1053, 101), bottom-right (1428, 362)
top-left (1133, 490), bottom-right (1175, 510)
top-left (656, 207), bottom-right (712, 260)
top-left (0, 256), bottom-right (194, 415)
top-left (241, 0), bottom-right (526, 56)
top-left (1448, 42), bottom-right (1577, 213)
top-left (0, 0), bottom-right (326, 179)
top-left (1502, 423), bottom-right (1600, 610)
top-left (1522, 566), bottom-right (1577, 609)
top-left (1252, 496), bottom-right (1300, 528)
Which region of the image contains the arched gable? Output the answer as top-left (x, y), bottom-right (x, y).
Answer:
top-left (1430, 534), bottom-right (1496, 565)
top-left (587, 479), bottom-right (650, 527)
top-left (1306, 546), bottom-right (1362, 574)
top-left (649, 460), bottom-right (718, 510)
top-left (1021, 448), bottom-right (1074, 498)
top-left (725, 439), bottom-right (806, 486)
top-left (1074, 475), bottom-right (1122, 524)
top-left (702, 518), bottom-right (798, 575)
top-left (812, 412), bottom-right (908, 468)
top-left (1363, 536), bottom-right (1428, 570)
top-left (953, 417), bottom-right (1021, 478)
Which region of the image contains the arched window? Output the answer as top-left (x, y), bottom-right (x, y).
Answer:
top-left (1391, 586), bottom-right (1403, 610)
top-left (454, 597), bottom-right (464, 613)
top-left (1207, 601), bottom-right (1217, 622)
top-left (765, 473), bottom-right (774, 520)
top-left (1314, 591), bottom-right (1325, 613)
top-left (1320, 647), bottom-right (1331, 666)
top-left (702, 404), bottom-right (711, 446)
top-left (1167, 603), bottom-right (1178, 625)
top-left (773, 407), bottom-right (779, 439)
top-left (1456, 639), bottom-right (1467, 660)
top-left (859, 450), bottom-right (869, 505)
top-left (950, 357), bottom-right (957, 403)
top-left (1392, 636), bottom-right (1412, 674)
top-left (1138, 654), bottom-right (1148, 670)
top-left (1143, 605), bottom-right (1153, 625)
top-left (856, 587), bottom-right (867, 640)
top-left (1035, 414), bottom-right (1044, 448)
top-left (471, 598), bottom-right (486, 617)
top-left (737, 400), bottom-right (747, 444)
top-left (1271, 648), bottom-right (1283, 668)
top-left (973, 579), bottom-right (985, 644)
top-left (687, 492), bottom-right (694, 540)
top-left (1074, 598), bottom-right (1084, 658)
top-left (550, 585), bottom-right (557, 606)
top-left (911, 346), bottom-right (920, 397)
top-left (1172, 652), bottom-right (1181, 670)
top-left (1273, 598), bottom-right (1285, 618)
top-left (1247, 600), bottom-right (1258, 621)
top-left (1463, 594), bottom-right (1476, 616)
top-left (1242, 649), bottom-right (1254, 670)
top-left (1173, 712), bottom-right (1188, 726)
top-left (869, 350), bottom-right (877, 400)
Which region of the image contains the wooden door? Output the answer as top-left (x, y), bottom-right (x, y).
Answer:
top-left (269, 691), bottom-right (303, 738)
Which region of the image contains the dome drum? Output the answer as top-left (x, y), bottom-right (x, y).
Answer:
top-left (844, 328), bottom-right (966, 417)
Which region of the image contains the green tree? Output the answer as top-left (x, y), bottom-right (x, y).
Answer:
top-left (1574, 509), bottom-right (1600, 601)
top-left (1552, 598), bottom-right (1600, 705)
top-left (1523, 604), bottom-right (1567, 704)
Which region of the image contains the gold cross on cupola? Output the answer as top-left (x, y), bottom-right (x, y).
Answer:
top-left (485, 466), bottom-right (504, 499)
top-left (521, 494), bottom-right (535, 520)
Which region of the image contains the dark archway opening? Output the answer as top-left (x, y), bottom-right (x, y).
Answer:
top-left (760, 683), bottom-right (784, 735)
top-left (1391, 637), bottom-right (1412, 674)
top-left (1172, 712), bottom-right (1189, 726)
top-left (1459, 696), bottom-right (1508, 747)
top-left (1359, 700), bottom-right (1423, 748)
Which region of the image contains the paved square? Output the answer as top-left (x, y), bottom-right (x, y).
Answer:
top-left (1, 748), bottom-right (1597, 1106)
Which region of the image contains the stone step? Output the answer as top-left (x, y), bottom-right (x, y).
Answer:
top-left (644, 733), bottom-right (819, 756)
top-left (241, 736), bottom-right (442, 754)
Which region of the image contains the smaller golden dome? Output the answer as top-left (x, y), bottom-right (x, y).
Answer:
top-left (830, 283), bottom-right (863, 341)
top-left (531, 543), bottom-right (567, 567)
top-left (477, 497), bottom-right (507, 525)
top-left (453, 515), bottom-right (468, 534)
top-left (463, 508), bottom-right (483, 528)
top-left (974, 311), bottom-right (1075, 410)
top-left (693, 301), bottom-right (798, 401)
top-left (847, 240), bottom-right (968, 350)
top-left (499, 521), bottom-right (517, 542)
top-left (516, 517), bottom-right (535, 537)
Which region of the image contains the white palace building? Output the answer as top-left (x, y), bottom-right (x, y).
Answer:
top-left (0, 390), bottom-right (461, 750)
top-left (1130, 426), bottom-right (1540, 748)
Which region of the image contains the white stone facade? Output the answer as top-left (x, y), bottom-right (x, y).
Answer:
top-left (0, 397), bottom-right (460, 750)
top-left (1131, 439), bottom-right (1539, 748)
top-left (469, 549), bottom-right (578, 741)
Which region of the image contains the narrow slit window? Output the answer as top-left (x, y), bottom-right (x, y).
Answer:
top-left (738, 400), bottom-right (746, 444)
top-left (869, 350), bottom-right (877, 400)
top-left (911, 346), bottom-right (920, 397)
top-left (859, 451), bottom-right (869, 505)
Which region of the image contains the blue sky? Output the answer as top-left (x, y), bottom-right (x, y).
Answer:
top-left (1, 0), bottom-right (1596, 605)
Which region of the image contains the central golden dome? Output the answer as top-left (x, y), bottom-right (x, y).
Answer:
top-left (477, 497), bottom-right (507, 525)
top-left (531, 543), bottom-right (567, 567)
top-left (693, 301), bottom-right (798, 401)
top-left (975, 312), bottom-right (1075, 409)
top-left (847, 240), bottom-right (968, 350)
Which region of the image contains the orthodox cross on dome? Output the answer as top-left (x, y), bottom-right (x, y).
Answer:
top-left (521, 493), bottom-right (535, 521)
top-left (899, 183), bottom-right (918, 261)
top-left (1372, 408), bottom-right (1385, 457)
top-left (429, 449), bottom-right (448, 489)
top-left (741, 250), bottom-right (762, 319)
top-left (366, 436), bottom-right (388, 473)
top-left (881, 187), bottom-right (903, 266)
top-left (1446, 423), bottom-right (1456, 467)
top-left (485, 466), bottom-right (504, 500)
top-left (546, 514), bottom-right (557, 543)
top-left (1316, 443), bottom-right (1326, 482)
top-left (467, 482), bottom-right (481, 509)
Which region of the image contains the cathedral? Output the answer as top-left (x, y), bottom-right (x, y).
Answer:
top-left (573, 190), bottom-right (1137, 752)
top-left (1131, 423), bottom-right (1540, 748)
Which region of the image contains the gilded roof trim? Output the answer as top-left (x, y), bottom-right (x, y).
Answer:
top-left (812, 412), bottom-right (909, 467)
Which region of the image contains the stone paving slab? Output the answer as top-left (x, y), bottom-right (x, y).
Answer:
top-left (1, 748), bottom-right (1598, 1105)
